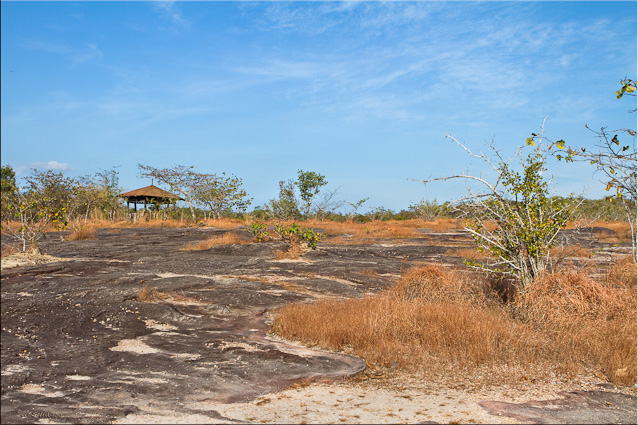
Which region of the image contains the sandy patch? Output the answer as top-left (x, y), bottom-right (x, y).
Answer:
top-left (20, 383), bottom-right (66, 398)
top-left (109, 339), bottom-right (160, 355)
top-left (144, 319), bottom-right (179, 331)
top-left (1, 251), bottom-right (70, 270)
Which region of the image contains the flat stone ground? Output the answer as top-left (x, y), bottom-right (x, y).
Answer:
top-left (1, 225), bottom-right (635, 424)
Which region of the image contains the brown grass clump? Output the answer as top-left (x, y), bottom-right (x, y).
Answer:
top-left (517, 266), bottom-right (636, 386)
top-left (66, 227), bottom-right (98, 241)
top-left (272, 260), bottom-right (637, 387)
top-left (272, 278), bottom-right (546, 379)
top-left (136, 283), bottom-right (203, 304)
top-left (274, 242), bottom-right (307, 260)
top-left (181, 232), bottom-right (248, 251)
top-left (449, 247), bottom-right (491, 261)
top-left (1, 244), bottom-right (19, 258)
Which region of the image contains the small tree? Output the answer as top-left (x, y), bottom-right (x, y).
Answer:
top-left (296, 170), bottom-right (327, 217)
top-left (195, 173), bottom-right (252, 219)
top-left (415, 120), bottom-right (581, 292)
top-left (1, 169), bottom-right (73, 252)
top-left (265, 180), bottom-right (301, 220)
top-left (408, 198), bottom-right (447, 221)
top-left (1, 165), bottom-right (17, 222)
top-left (137, 164), bottom-right (203, 220)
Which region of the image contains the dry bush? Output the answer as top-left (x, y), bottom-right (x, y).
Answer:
top-left (274, 241), bottom-right (307, 260)
top-left (272, 261), bottom-right (637, 387)
top-left (181, 232), bottom-right (248, 251)
top-left (66, 227), bottom-right (97, 241)
top-left (136, 284), bottom-right (202, 304)
top-left (136, 283), bottom-right (161, 302)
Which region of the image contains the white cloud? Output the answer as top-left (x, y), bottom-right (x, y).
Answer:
top-left (29, 161), bottom-right (74, 172)
top-left (152, 1), bottom-right (190, 31)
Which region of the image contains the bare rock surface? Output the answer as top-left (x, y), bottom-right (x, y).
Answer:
top-left (1, 226), bottom-right (635, 424)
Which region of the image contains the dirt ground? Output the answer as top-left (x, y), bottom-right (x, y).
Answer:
top-left (1, 225), bottom-right (636, 424)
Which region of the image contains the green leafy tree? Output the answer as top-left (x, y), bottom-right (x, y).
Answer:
top-left (195, 173), bottom-right (252, 219)
top-left (415, 120), bottom-right (581, 291)
top-left (1, 169), bottom-right (73, 252)
top-left (1, 165), bottom-right (17, 194)
top-left (296, 170), bottom-right (328, 217)
top-left (1, 165), bottom-right (17, 221)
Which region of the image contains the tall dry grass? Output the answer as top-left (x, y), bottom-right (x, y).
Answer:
top-left (180, 232), bottom-right (249, 251)
top-left (297, 218), bottom-right (465, 242)
top-left (271, 261), bottom-right (637, 387)
top-left (66, 226), bottom-right (98, 241)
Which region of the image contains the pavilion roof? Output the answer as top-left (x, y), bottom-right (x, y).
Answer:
top-left (118, 184), bottom-right (183, 201)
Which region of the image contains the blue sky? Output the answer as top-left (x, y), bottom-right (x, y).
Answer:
top-left (1, 1), bottom-right (636, 213)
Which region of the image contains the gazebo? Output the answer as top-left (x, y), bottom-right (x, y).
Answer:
top-left (118, 184), bottom-right (183, 211)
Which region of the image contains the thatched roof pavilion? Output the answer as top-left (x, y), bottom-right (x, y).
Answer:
top-left (119, 184), bottom-right (183, 211)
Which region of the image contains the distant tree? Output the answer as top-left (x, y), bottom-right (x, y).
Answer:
top-left (408, 198), bottom-right (448, 221)
top-left (1, 165), bottom-right (17, 221)
top-left (296, 170), bottom-right (328, 217)
top-left (347, 197), bottom-right (369, 221)
top-left (265, 180), bottom-right (301, 220)
top-left (94, 167), bottom-right (123, 221)
top-left (137, 164), bottom-right (204, 220)
top-left (1, 169), bottom-right (73, 252)
top-left (311, 186), bottom-right (345, 220)
top-left (1, 165), bottom-right (16, 194)
top-left (195, 173), bottom-right (252, 219)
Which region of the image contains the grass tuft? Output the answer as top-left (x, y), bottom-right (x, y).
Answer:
top-left (180, 232), bottom-right (249, 251)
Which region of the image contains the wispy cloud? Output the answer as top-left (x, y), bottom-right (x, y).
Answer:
top-left (15, 161), bottom-right (74, 176)
top-left (152, 1), bottom-right (190, 31)
top-left (21, 38), bottom-right (102, 65)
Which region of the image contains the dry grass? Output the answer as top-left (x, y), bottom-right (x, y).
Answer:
top-left (548, 244), bottom-right (594, 258)
top-left (565, 219), bottom-right (633, 243)
top-left (180, 232), bottom-right (249, 251)
top-left (518, 265), bottom-right (636, 386)
top-left (271, 261), bottom-right (637, 387)
top-left (1, 244), bottom-right (19, 258)
top-left (296, 219), bottom-right (465, 244)
top-left (136, 283), bottom-right (203, 304)
top-left (66, 227), bottom-right (97, 241)
top-left (448, 247), bottom-right (491, 260)
top-left (200, 218), bottom-right (246, 229)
